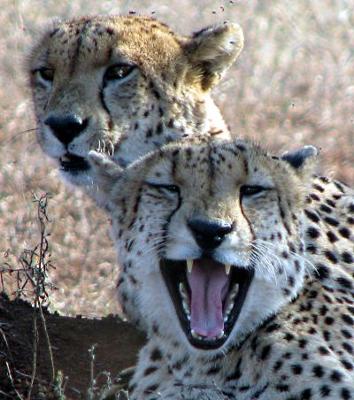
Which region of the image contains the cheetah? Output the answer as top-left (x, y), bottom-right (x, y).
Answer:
top-left (28, 14), bottom-right (353, 266)
top-left (88, 138), bottom-right (354, 399)
top-left (28, 15), bottom-right (242, 199)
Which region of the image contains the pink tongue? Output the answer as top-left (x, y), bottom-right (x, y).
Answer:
top-left (187, 259), bottom-right (229, 339)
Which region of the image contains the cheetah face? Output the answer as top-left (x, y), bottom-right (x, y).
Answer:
top-left (28, 16), bottom-right (243, 195)
top-left (89, 140), bottom-right (317, 352)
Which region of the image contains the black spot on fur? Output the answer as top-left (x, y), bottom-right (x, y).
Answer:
top-left (324, 216), bottom-right (339, 227)
top-left (291, 364), bottom-right (303, 375)
top-left (330, 370), bottom-right (343, 382)
top-left (341, 314), bottom-right (353, 326)
top-left (275, 384), bottom-right (289, 392)
top-left (320, 204), bottom-right (332, 214)
top-left (324, 250), bottom-right (338, 263)
top-left (307, 226), bottom-right (320, 239)
top-left (316, 264), bottom-right (330, 280)
top-left (313, 184), bottom-right (325, 192)
top-left (336, 277), bottom-right (352, 289)
top-left (260, 344), bottom-right (272, 360)
top-left (273, 360), bottom-right (283, 372)
top-left (320, 385), bottom-right (331, 396)
top-left (144, 366), bottom-right (158, 376)
top-left (305, 209), bottom-right (320, 223)
top-left (326, 231), bottom-right (339, 243)
top-left (301, 388), bottom-right (312, 399)
top-left (342, 252), bottom-right (353, 263)
top-left (341, 388), bottom-right (352, 400)
top-left (338, 227), bottom-right (351, 239)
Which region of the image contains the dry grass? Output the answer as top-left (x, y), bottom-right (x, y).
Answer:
top-left (0, 0), bottom-right (353, 317)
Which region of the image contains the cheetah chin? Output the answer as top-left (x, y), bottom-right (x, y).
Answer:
top-left (161, 259), bottom-right (254, 349)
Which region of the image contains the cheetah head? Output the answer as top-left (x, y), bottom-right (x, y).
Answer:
top-left (28, 15), bottom-right (243, 196)
top-left (89, 140), bottom-right (318, 353)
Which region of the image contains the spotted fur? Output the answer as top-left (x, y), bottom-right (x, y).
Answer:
top-left (89, 138), bottom-right (354, 399)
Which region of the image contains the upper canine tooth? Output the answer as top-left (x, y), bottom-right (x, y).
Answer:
top-left (187, 259), bottom-right (193, 274)
top-left (225, 264), bottom-right (231, 275)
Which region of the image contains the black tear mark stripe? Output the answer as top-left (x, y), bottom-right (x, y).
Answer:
top-left (160, 151), bottom-right (182, 257)
top-left (127, 187), bottom-right (143, 229)
top-left (99, 85), bottom-right (114, 131)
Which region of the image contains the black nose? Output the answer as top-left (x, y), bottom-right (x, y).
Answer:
top-left (188, 218), bottom-right (233, 250)
top-left (44, 114), bottom-right (89, 145)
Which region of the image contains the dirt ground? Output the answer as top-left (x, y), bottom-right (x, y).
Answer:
top-left (0, 293), bottom-right (145, 399)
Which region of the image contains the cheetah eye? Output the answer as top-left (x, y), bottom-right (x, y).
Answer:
top-left (240, 185), bottom-right (268, 197)
top-left (36, 68), bottom-right (55, 82)
top-left (161, 184), bottom-right (179, 193)
top-left (145, 182), bottom-right (180, 193)
top-left (104, 64), bottom-right (136, 82)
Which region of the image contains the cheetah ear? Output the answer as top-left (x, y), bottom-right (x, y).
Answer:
top-left (88, 151), bottom-right (123, 206)
top-left (184, 22), bottom-right (244, 91)
top-left (281, 146), bottom-right (319, 173)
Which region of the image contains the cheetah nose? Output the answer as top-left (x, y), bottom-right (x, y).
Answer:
top-left (188, 218), bottom-right (233, 250)
top-left (44, 114), bottom-right (89, 145)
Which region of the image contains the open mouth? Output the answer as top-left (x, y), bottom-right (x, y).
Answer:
top-left (59, 153), bottom-right (90, 173)
top-left (160, 258), bottom-right (254, 350)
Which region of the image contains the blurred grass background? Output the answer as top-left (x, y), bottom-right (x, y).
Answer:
top-left (0, 0), bottom-right (353, 316)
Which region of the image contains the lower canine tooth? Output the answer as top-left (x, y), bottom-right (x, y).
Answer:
top-left (179, 283), bottom-right (189, 302)
top-left (187, 259), bottom-right (193, 274)
top-left (217, 330), bottom-right (224, 339)
top-left (179, 282), bottom-right (183, 293)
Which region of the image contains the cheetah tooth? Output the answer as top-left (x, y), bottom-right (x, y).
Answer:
top-left (217, 330), bottom-right (225, 339)
top-left (225, 264), bottom-right (231, 275)
top-left (225, 302), bottom-right (234, 316)
top-left (187, 259), bottom-right (193, 274)
top-left (182, 300), bottom-right (190, 315)
top-left (230, 284), bottom-right (239, 299)
top-left (191, 329), bottom-right (199, 339)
